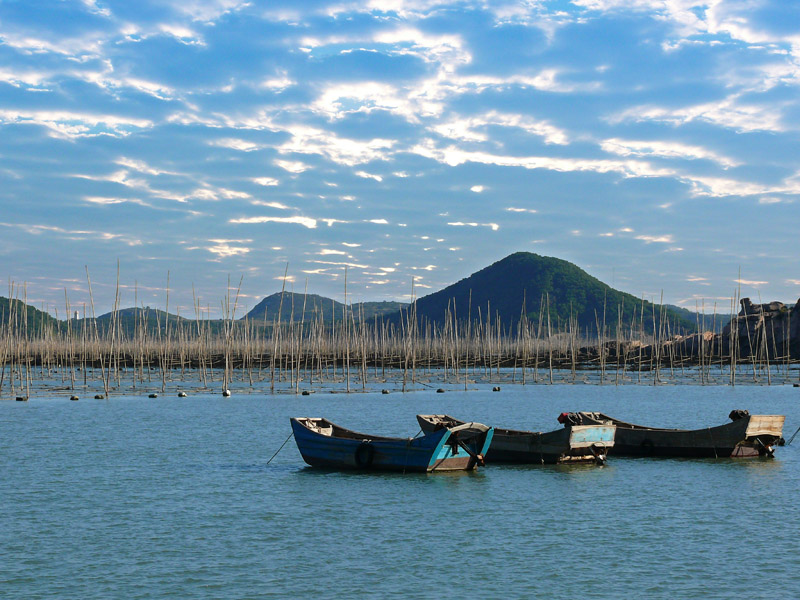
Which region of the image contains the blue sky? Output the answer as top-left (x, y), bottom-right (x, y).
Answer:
top-left (1, 0), bottom-right (798, 316)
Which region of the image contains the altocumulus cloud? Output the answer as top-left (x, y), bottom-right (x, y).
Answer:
top-left (0, 0), bottom-right (799, 310)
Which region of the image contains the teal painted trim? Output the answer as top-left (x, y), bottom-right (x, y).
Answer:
top-left (571, 426), bottom-right (615, 444)
top-left (428, 429), bottom-right (453, 469)
top-left (480, 428), bottom-right (495, 456)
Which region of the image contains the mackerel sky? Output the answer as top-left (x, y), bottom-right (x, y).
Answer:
top-left (1, 0), bottom-right (798, 316)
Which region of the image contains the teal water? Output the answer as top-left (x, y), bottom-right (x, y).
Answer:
top-left (3, 383), bottom-right (800, 598)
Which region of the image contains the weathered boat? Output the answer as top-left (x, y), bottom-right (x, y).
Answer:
top-left (416, 414), bottom-right (615, 465)
top-left (290, 417), bottom-right (493, 472)
top-left (573, 410), bottom-right (785, 458)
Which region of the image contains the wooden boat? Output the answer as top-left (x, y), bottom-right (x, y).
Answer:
top-left (573, 410), bottom-right (785, 458)
top-left (290, 417), bottom-right (493, 472)
top-left (416, 414), bottom-right (615, 465)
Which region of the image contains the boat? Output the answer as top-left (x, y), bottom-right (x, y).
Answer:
top-left (416, 414), bottom-right (615, 465)
top-left (290, 417), bottom-right (493, 472)
top-left (572, 410), bottom-right (785, 458)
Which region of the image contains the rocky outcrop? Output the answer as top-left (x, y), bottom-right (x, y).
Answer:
top-left (721, 298), bottom-right (800, 359)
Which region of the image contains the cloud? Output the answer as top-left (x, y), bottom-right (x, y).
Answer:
top-left (279, 125), bottom-right (394, 166)
top-left (411, 139), bottom-right (676, 179)
top-left (613, 96), bottom-right (787, 134)
top-left (206, 239), bottom-right (251, 257)
top-left (434, 111), bottom-right (569, 145)
top-left (636, 234), bottom-right (675, 244)
top-left (80, 0), bottom-right (111, 17)
top-left (506, 207), bottom-right (537, 214)
top-left (252, 177), bottom-right (279, 186)
top-left (355, 171), bottom-right (383, 182)
top-left (83, 196), bottom-right (150, 206)
top-left (736, 278), bottom-right (768, 286)
top-left (320, 218), bottom-right (349, 226)
top-left (229, 216), bottom-right (318, 228)
top-left (311, 260), bottom-right (369, 268)
top-left (470, 185), bottom-right (484, 193)
top-left (447, 221), bottom-right (500, 231)
top-left (251, 201), bottom-right (291, 209)
top-left (601, 138), bottom-right (739, 168)
top-left (116, 158), bottom-right (177, 176)
top-left (261, 72), bottom-right (295, 91)
top-left (0, 109), bottom-right (153, 139)
top-left (0, 221), bottom-right (142, 246)
top-left (0, 67), bottom-right (51, 90)
top-left (0, 30), bottom-right (104, 58)
top-left (686, 175), bottom-right (800, 198)
top-left (275, 160), bottom-right (310, 173)
top-left (211, 138), bottom-right (263, 152)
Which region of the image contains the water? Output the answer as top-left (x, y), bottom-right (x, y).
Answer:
top-left (2, 380), bottom-right (800, 598)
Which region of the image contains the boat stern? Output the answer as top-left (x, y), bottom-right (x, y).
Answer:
top-left (566, 424), bottom-right (616, 463)
top-left (735, 414), bottom-right (786, 458)
top-left (428, 423), bottom-right (494, 472)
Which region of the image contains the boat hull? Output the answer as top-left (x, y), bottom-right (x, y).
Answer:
top-left (577, 413), bottom-right (784, 458)
top-left (417, 415), bottom-right (615, 464)
top-left (290, 418), bottom-right (493, 472)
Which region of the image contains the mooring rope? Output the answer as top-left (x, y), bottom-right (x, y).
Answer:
top-left (787, 424), bottom-right (800, 446)
top-left (707, 427), bottom-right (718, 459)
top-left (267, 432), bottom-right (294, 464)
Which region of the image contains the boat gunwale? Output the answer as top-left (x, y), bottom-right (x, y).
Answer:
top-left (583, 412), bottom-right (784, 437)
top-left (292, 417), bottom-right (425, 444)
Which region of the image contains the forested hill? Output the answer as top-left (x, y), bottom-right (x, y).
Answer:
top-left (244, 292), bottom-right (406, 323)
top-left (0, 297), bottom-right (60, 333)
top-left (406, 252), bottom-right (698, 333)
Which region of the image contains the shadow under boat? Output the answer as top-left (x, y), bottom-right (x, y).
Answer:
top-left (573, 410), bottom-right (785, 458)
top-left (416, 414), bottom-right (615, 465)
top-left (290, 417), bottom-right (493, 473)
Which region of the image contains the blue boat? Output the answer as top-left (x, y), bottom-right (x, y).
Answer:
top-left (417, 414), bottom-right (615, 465)
top-left (290, 417), bottom-right (494, 472)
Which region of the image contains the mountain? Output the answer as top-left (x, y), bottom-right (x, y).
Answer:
top-left (406, 252), bottom-right (698, 333)
top-left (0, 297), bottom-right (61, 333)
top-left (92, 307), bottom-right (209, 336)
top-left (244, 292), bottom-right (406, 323)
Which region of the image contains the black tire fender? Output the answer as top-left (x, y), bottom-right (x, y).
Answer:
top-left (354, 442), bottom-right (375, 467)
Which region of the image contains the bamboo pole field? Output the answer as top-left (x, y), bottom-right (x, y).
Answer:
top-left (2, 280), bottom-right (799, 398)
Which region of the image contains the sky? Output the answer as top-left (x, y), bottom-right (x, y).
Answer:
top-left (1, 0), bottom-right (799, 317)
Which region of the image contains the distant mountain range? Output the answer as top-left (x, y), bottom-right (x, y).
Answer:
top-left (1, 252), bottom-right (740, 335)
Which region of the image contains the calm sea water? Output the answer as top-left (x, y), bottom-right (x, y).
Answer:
top-left (3, 378), bottom-right (800, 599)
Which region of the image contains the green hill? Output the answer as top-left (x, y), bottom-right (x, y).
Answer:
top-left (406, 252), bottom-right (697, 333)
top-left (91, 307), bottom-right (213, 337)
top-left (244, 292), bottom-right (406, 323)
top-left (0, 297), bottom-right (61, 334)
